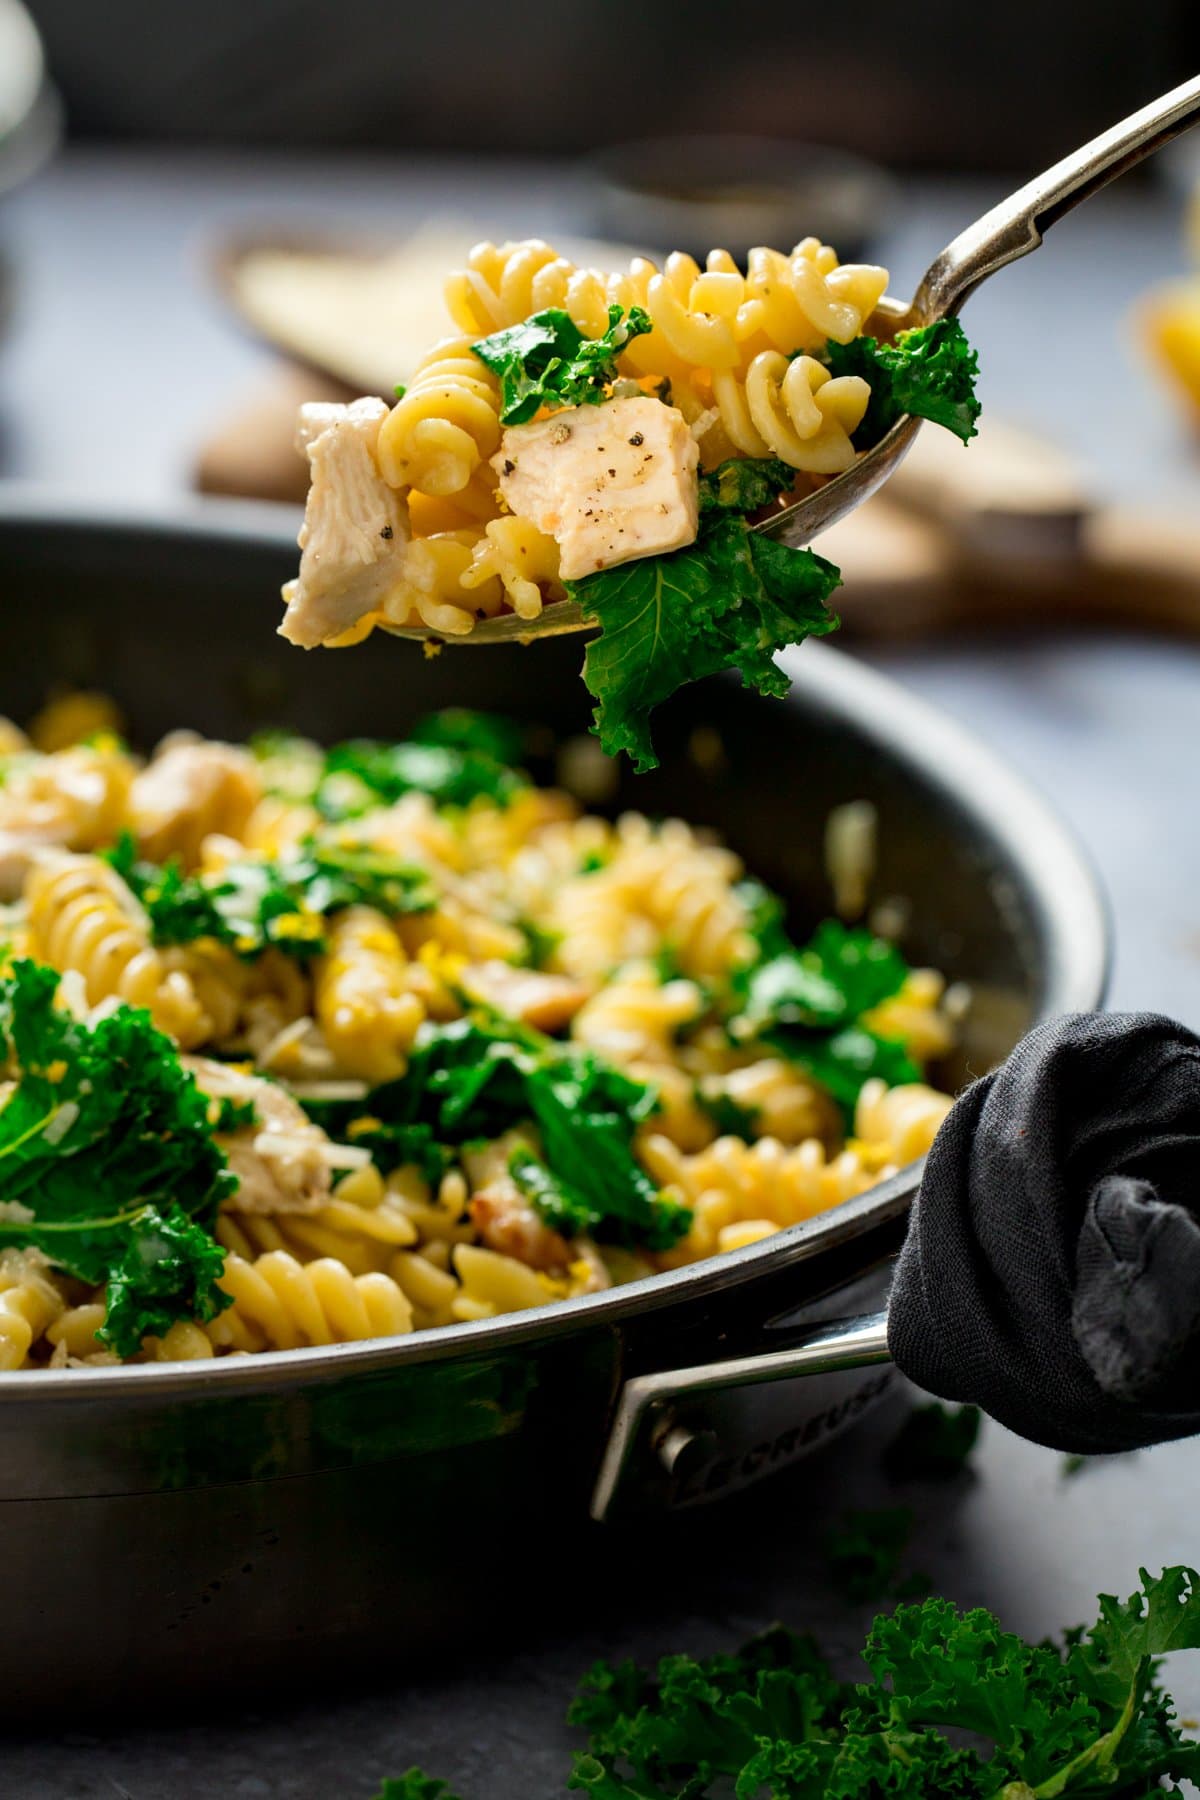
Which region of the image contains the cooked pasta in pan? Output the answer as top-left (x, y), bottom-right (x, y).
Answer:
top-left (0, 699), bottom-right (954, 1367)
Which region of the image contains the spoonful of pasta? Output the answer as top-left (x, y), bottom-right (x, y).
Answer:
top-left (280, 74), bottom-right (1200, 771)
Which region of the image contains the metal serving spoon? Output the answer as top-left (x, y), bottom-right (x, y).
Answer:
top-left (385, 73), bottom-right (1200, 648)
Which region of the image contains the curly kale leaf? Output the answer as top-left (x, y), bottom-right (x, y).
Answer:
top-left (408, 707), bottom-right (527, 768)
top-left (822, 317), bottom-right (982, 448)
top-left (0, 961), bottom-right (232, 1354)
top-left (729, 916), bottom-right (917, 1114)
top-left (697, 456), bottom-right (798, 518)
top-left (564, 1572), bottom-right (1200, 1799)
top-left (471, 304), bottom-right (652, 424)
top-left (374, 1775), bottom-right (464, 1800)
top-left (508, 1146), bottom-right (593, 1238)
top-left (106, 836), bottom-right (435, 960)
top-left (303, 1015), bottom-right (684, 1251)
top-left (825, 1507), bottom-right (925, 1605)
top-left (572, 513), bottom-right (840, 774)
top-left (317, 736), bottom-right (527, 819)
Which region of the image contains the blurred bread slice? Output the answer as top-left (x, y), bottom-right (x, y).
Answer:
top-left (195, 364), bottom-right (351, 503)
top-left (218, 224), bottom-right (647, 397)
top-left (886, 414), bottom-right (1089, 569)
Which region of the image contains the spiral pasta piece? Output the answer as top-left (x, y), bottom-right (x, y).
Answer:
top-left (313, 905), bottom-right (426, 1083)
top-left (219, 1163), bottom-right (419, 1276)
top-left (46, 1300), bottom-right (109, 1365)
top-left (696, 1055), bottom-right (840, 1149)
top-left (852, 1078), bottom-right (953, 1165)
top-left (376, 336), bottom-right (502, 498)
top-left (373, 527), bottom-right (505, 638)
top-left (26, 853), bottom-right (209, 1046)
top-left (572, 961), bottom-right (703, 1067)
top-left (444, 237), bottom-right (889, 379)
top-left (141, 1319), bottom-right (216, 1362)
top-left (446, 239), bottom-right (616, 341)
top-left (461, 515), bottom-right (562, 620)
top-left (710, 353), bottom-right (870, 473)
top-left (861, 969), bottom-right (955, 1066)
top-left (0, 1250), bottom-right (68, 1369)
top-left (552, 815), bottom-right (753, 980)
top-left (641, 1132), bottom-right (884, 1267)
top-left (207, 1250), bottom-right (413, 1352)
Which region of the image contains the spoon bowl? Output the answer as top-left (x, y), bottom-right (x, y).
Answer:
top-left (382, 73), bottom-right (1200, 649)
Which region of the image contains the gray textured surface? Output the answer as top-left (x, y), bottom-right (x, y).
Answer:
top-left (2, 149), bottom-right (1200, 1797)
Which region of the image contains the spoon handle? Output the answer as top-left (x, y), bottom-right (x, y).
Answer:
top-left (911, 73), bottom-right (1200, 322)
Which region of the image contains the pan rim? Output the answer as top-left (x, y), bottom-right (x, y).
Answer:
top-left (0, 499), bottom-right (1110, 1398)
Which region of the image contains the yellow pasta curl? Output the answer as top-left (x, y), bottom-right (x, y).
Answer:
top-left (641, 1132), bottom-right (885, 1268)
top-left (376, 336), bottom-right (502, 498)
top-left (445, 237), bottom-right (889, 382)
top-left (141, 1319), bottom-right (216, 1361)
top-left (378, 528), bottom-right (503, 639)
top-left (709, 353), bottom-right (871, 473)
top-left (861, 969), bottom-right (955, 1066)
top-left (28, 691), bottom-right (124, 754)
top-left (313, 905), bottom-right (426, 1082)
top-left (552, 815), bottom-right (753, 980)
top-left (26, 853), bottom-right (210, 1046)
top-left (46, 1300), bottom-right (109, 1364)
top-left (461, 515), bottom-right (562, 620)
top-left (572, 961), bottom-right (703, 1067)
top-left (0, 1250), bottom-right (67, 1369)
top-left (207, 1250), bottom-right (413, 1352)
top-left (219, 1163), bottom-right (419, 1276)
top-left (852, 1078), bottom-right (953, 1165)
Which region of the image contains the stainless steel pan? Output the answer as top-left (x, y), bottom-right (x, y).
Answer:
top-left (0, 496), bottom-right (1108, 1715)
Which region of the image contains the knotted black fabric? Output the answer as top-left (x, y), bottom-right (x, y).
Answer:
top-left (888, 1012), bottom-right (1200, 1453)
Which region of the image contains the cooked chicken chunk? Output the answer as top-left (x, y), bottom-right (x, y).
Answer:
top-left (132, 741), bottom-right (262, 868)
top-left (492, 395), bottom-right (700, 581)
top-left (279, 398), bottom-right (411, 648)
top-left (463, 1131), bottom-right (571, 1272)
top-left (186, 1057), bottom-right (333, 1216)
top-left (459, 961), bottom-right (591, 1033)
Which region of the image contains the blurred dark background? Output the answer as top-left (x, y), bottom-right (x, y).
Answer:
top-left (22, 0), bottom-right (1200, 168)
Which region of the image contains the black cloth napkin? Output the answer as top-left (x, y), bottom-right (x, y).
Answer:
top-left (887, 1012), bottom-right (1200, 1453)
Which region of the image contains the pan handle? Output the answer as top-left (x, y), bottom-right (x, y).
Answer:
top-left (590, 1308), bottom-right (891, 1522)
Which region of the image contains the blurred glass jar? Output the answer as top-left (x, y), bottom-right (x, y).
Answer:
top-left (0, 0), bottom-right (60, 202)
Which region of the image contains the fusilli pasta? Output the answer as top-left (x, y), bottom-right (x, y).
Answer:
top-left (207, 1250), bottom-right (414, 1352)
top-left (0, 706), bottom-right (958, 1366)
top-left (26, 853), bottom-right (210, 1046)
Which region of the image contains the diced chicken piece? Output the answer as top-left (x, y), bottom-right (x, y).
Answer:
top-left (280, 398), bottom-right (411, 648)
top-left (493, 395), bottom-right (699, 581)
top-left (0, 829), bottom-right (72, 900)
top-left (459, 960), bottom-right (591, 1032)
top-left (463, 1131), bottom-right (571, 1272)
top-left (132, 741), bottom-right (262, 868)
top-left (185, 1056), bottom-right (333, 1216)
